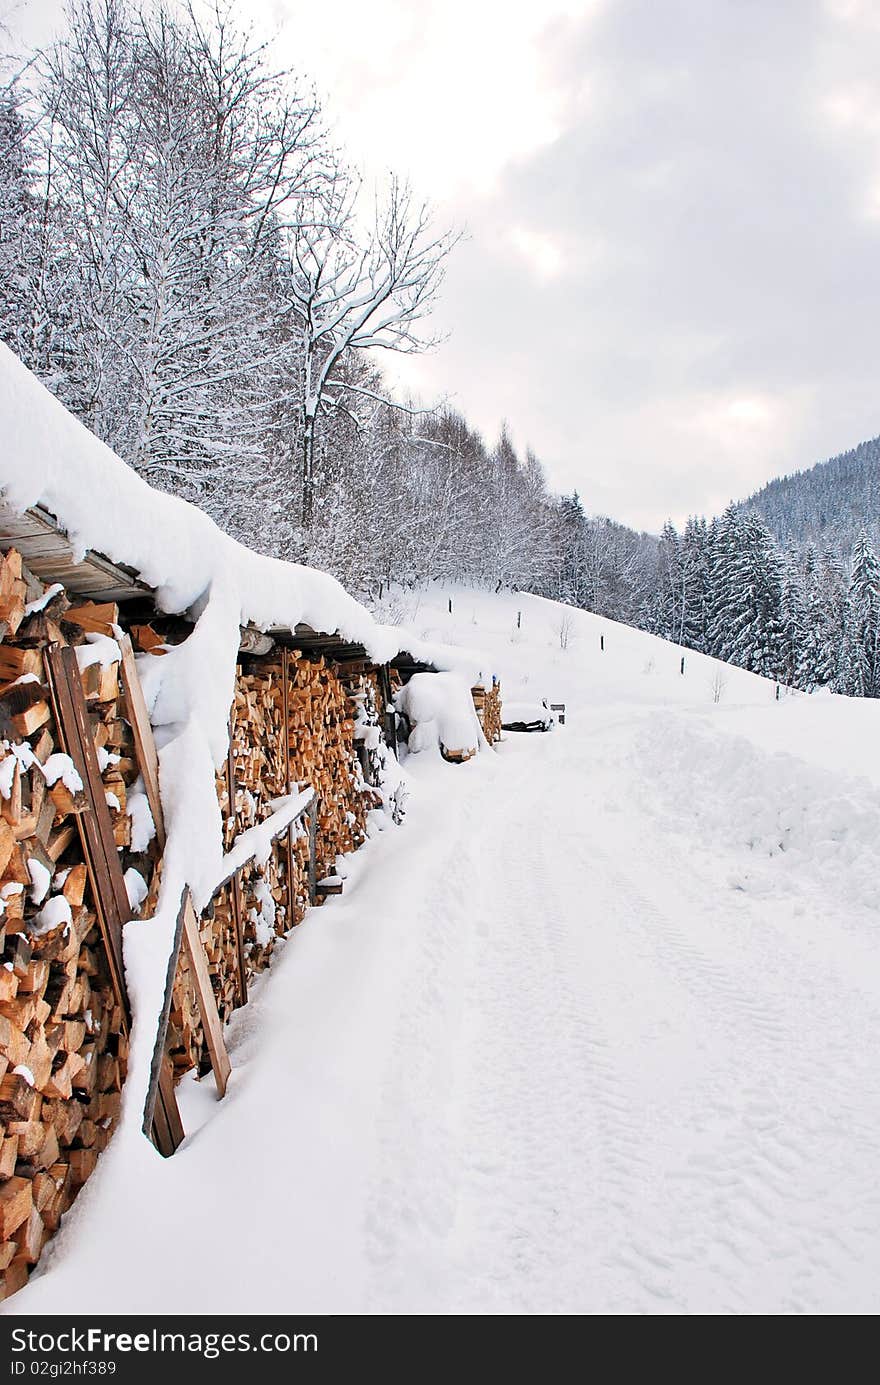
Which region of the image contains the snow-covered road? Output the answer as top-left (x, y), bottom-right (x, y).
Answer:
top-left (361, 715), bottom-right (880, 1314)
top-left (11, 590), bottom-right (880, 1316)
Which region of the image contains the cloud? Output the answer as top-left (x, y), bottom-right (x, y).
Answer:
top-left (8, 0), bottom-right (880, 531)
top-left (388, 0), bottom-right (880, 528)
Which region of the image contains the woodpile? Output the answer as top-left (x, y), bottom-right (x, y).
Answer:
top-left (472, 681), bottom-right (503, 745)
top-left (1, 559), bottom-right (398, 1294)
top-left (165, 650), bottom-right (379, 1080)
top-left (0, 553), bottom-right (152, 1300)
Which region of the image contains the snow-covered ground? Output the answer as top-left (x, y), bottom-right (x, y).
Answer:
top-left (9, 587), bottom-right (880, 1315)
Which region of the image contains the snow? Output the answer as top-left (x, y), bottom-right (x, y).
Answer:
top-left (5, 335), bottom-right (880, 1313)
top-left (23, 582), bottom-right (63, 615)
top-left (27, 859), bottom-right (51, 906)
top-left (74, 632), bottom-right (122, 672)
top-left (500, 699), bottom-right (555, 729)
top-left (0, 755), bottom-right (16, 800)
top-left (39, 753), bottom-right (84, 794)
top-left (7, 582), bottom-right (879, 1317)
top-left (123, 868), bottom-right (148, 914)
top-left (31, 895), bottom-right (72, 938)
top-left (125, 781), bottom-right (156, 853)
top-left (12, 1066), bottom-right (35, 1087)
top-left (0, 740), bottom-right (39, 794)
top-left (219, 790), bottom-right (314, 885)
top-left (395, 671), bottom-right (485, 756)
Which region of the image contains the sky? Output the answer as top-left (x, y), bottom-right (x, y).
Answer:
top-left (6, 0), bottom-right (880, 531)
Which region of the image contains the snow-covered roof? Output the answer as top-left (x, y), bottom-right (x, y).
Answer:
top-left (0, 343), bottom-right (492, 681)
top-left (0, 344), bottom-right (397, 655)
top-left (0, 342), bottom-right (499, 1169)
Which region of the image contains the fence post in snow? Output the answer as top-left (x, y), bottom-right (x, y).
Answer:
top-left (681, 656), bottom-right (685, 675)
top-left (600, 635), bottom-right (604, 652)
top-left (517, 610), bottom-right (521, 629)
top-left (776, 683), bottom-right (780, 701)
top-left (448, 598), bottom-right (453, 615)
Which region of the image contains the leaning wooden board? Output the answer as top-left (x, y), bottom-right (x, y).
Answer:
top-left (44, 644), bottom-right (184, 1156)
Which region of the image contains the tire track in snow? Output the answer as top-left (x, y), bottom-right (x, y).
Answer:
top-left (362, 718), bottom-right (880, 1314)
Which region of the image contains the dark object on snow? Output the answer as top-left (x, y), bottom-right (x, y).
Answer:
top-left (502, 700), bottom-right (555, 733)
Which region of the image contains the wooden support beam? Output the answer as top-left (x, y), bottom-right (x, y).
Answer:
top-left (281, 648), bottom-right (296, 928)
top-left (226, 744), bottom-right (248, 1006)
top-left (307, 796), bottom-right (318, 906)
top-left (44, 646), bottom-right (129, 1022)
top-left (181, 895), bottom-right (230, 1097)
top-left (142, 889), bottom-right (188, 1154)
top-left (118, 634), bottom-right (164, 851)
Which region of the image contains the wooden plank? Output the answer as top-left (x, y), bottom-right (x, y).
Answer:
top-left (226, 745), bottom-right (248, 1006)
top-left (118, 634), bottom-right (165, 851)
top-left (281, 648), bottom-right (296, 927)
top-left (307, 795), bottom-right (319, 906)
top-left (181, 894), bottom-right (230, 1097)
top-left (142, 889), bottom-right (188, 1152)
top-left (44, 645), bottom-right (129, 1022)
top-left (0, 504), bottom-right (150, 603)
top-left (157, 1058), bottom-right (185, 1152)
top-left (47, 640), bottom-right (184, 1154)
top-left (230, 870), bottom-right (247, 1006)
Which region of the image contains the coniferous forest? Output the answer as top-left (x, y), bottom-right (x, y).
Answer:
top-left (1, 0), bottom-right (877, 695)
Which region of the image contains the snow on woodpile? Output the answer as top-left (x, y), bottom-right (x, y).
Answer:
top-left (395, 672), bottom-right (486, 761)
top-left (0, 345), bottom-right (498, 1185)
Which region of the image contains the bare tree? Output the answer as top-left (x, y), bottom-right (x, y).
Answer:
top-left (285, 173), bottom-right (459, 530)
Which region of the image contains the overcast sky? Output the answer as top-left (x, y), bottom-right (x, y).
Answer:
top-left (7, 0), bottom-right (880, 531)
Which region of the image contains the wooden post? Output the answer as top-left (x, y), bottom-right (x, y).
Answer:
top-left (517, 610), bottom-right (521, 629)
top-left (378, 663), bottom-right (397, 758)
top-left (226, 743), bottom-right (248, 1006)
top-left (44, 646), bottom-right (130, 1019)
top-left (600, 635), bottom-right (604, 651)
top-left (448, 597), bottom-right (453, 614)
top-left (307, 796), bottom-right (319, 905)
top-left (181, 895), bottom-right (230, 1097)
top-left (680, 655), bottom-right (685, 675)
top-left (281, 648), bottom-right (296, 930)
top-left (118, 635), bottom-right (164, 849)
top-left (142, 888), bottom-right (189, 1152)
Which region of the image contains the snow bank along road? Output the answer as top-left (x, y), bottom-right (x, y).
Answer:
top-left (11, 590), bottom-right (880, 1315)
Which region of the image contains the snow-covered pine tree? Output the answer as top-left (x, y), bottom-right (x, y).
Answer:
top-left (708, 508), bottom-right (784, 677)
top-left (808, 549), bottom-right (846, 686)
top-left (779, 550), bottom-right (810, 689)
top-left (838, 535), bottom-right (880, 697)
top-left (706, 505), bottom-right (742, 663)
top-left (680, 516), bottom-right (711, 653)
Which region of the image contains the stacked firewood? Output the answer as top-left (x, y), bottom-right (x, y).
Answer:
top-left (471, 681), bottom-right (503, 745)
top-left (0, 553), bottom-right (152, 1300)
top-left (167, 651), bottom-right (373, 1079)
top-left (285, 654), bottom-right (370, 873)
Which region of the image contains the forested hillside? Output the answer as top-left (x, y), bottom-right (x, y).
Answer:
top-left (1, 0), bottom-right (877, 697)
top-left (741, 436), bottom-right (880, 558)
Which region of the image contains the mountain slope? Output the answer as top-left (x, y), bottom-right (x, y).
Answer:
top-left (740, 434), bottom-right (880, 559)
top-left (9, 588), bottom-right (880, 1316)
